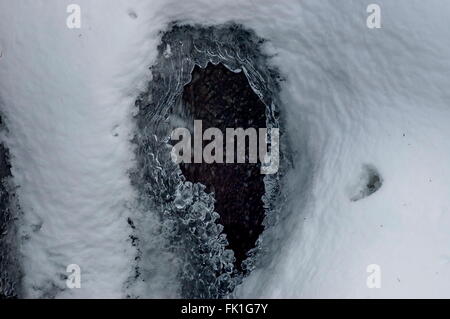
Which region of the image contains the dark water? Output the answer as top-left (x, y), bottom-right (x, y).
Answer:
top-left (180, 63), bottom-right (266, 269)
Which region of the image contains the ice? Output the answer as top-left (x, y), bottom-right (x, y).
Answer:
top-left (0, 122), bottom-right (20, 298)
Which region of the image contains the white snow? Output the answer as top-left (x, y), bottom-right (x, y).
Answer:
top-left (0, 0), bottom-right (449, 298)
top-left (0, 0), bottom-right (158, 298)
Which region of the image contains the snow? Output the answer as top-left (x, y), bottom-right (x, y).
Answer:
top-left (0, 0), bottom-right (449, 298)
top-left (0, 0), bottom-right (156, 298)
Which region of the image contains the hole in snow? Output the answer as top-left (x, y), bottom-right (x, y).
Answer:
top-left (127, 9), bottom-right (138, 19)
top-left (133, 23), bottom-right (284, 298)
top-left (179, 62), bottom-right (267, 270)
top-left (350, 164), bottom-right (382, 201)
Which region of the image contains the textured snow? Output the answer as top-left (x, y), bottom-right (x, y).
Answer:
top-left (0, 0), bottom-right (449, 298)
top-left (0, 0), bottom-right (155, 298)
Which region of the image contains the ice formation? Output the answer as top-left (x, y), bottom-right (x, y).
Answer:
top-left (131, 24), bottom-right (285, 298)
top-left (0, 115), bottom-right (20, 298)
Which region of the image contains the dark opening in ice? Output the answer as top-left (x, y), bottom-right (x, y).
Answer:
top-left (133, 23), bottom-right (284, 298)
top-left (180, 63), bottom-right (266, 269)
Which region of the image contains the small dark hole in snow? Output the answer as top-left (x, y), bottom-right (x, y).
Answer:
top-left (128, 10), bottom-right (138, 19)
top-left (367, 174), bottom-right (381, 192)
top-left (350, 165), bottom-right (382, 201)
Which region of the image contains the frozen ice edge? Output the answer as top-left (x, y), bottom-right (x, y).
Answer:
top-left (0, 114), bottom-right (21, 298)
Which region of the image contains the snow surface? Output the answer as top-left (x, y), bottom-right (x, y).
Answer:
top-left (0, 0), bottom-right (449, 298)
top-left (0, 0), bottom-right (155, 298)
